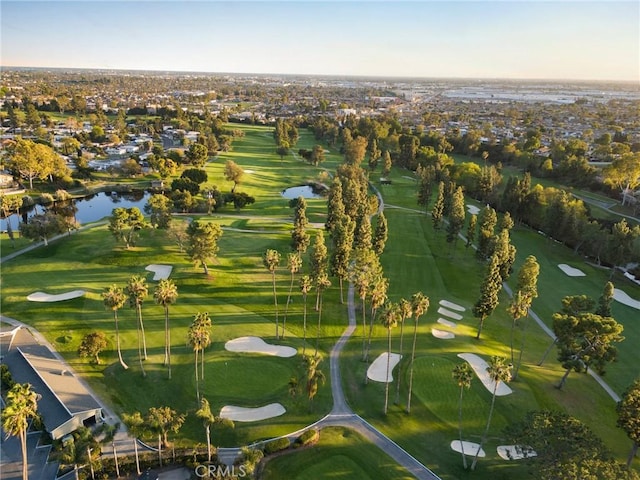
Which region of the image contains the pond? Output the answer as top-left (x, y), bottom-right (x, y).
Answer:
top-left (281, 185), bottom-right (326, 200)
top-left (1, 191), bottom-right (151, 232)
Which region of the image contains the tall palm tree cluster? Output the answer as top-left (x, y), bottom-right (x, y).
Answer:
top-left (102, 275), bottom-right (179, 379)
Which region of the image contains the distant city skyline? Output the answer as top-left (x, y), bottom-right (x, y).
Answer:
top-left (1, 1), bottom-right (639, 83)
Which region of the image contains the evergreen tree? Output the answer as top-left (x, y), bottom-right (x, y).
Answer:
top-left (372, 211), bottom-right (388, 256)
top-left (381, 150), bottom-right (392, 177)
top-left (596, 281), bottom-right (615, 317)
top-left (368, 139), bottom-right (381, 171)
top-left (509, 255), bottom-right (540, 379)
top-left (432, 181), bottom-right (445, 231)
top-left (491, 229), bottom-right (517, 281)
top-left (466, 214), bottom-right (477, 250)
top-left (446, 186), bottom-right (466, 249)
top-left (330, 215), bottom-right (355, 304)
top-left (616, 379), bottom-right (640, 467)
top-left (473, 252), bottom-right (503, 339)
top-left (553, 312), bottom-right (624, 390)
top-left (354, 208), bottom-right (373, 251)
top-left (187, 220), bottom-right (223, 275)
top-left (476, 205), bottom-right (497, 260)
top-left (291, 197), bottom-right (310, 253)
top-left (325, 177), bottom-right (345, 234)
top-left (417, 164), bottom-right (435, 211)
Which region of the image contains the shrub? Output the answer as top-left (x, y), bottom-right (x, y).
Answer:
top-left (294, 428), bottom-right (319, 448)
top-left (263, 437), bottom-right (290, 455)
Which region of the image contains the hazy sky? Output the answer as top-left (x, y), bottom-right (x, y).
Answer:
top-left (1, 1), bottom-right (639, 82)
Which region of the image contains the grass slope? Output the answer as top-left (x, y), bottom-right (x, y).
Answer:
top-left (1, 124), bottom-right (638, 479)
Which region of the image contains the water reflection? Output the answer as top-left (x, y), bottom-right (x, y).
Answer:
top-left (1, 191), bottom-right (151, 231)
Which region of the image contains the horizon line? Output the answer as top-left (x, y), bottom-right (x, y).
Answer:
top-left (2, 65), bottom-right (639, 86)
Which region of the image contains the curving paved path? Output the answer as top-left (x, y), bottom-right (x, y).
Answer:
top-left (218, 282), bottom-right (441, 479)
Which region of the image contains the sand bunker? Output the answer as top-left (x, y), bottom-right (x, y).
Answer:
top-left (225, 336), bottom-right (297, 358)
top-left (432, 328), bottom-right (455, 339)
top-left (244, 169), bottom-right (255, 174)
top-left (450, 440), bottom-right (485, 457)
top-left (457, 353), bottom-right (513, 396)
top-left (367, 352), bottom-right (402, 383)
top-left (497, 445), bottom-right (537, 460)
top-left (558, 264), bottom-right (586, 277)
top-left (27, 290), bottom-right (85, 302)
top-left (467, 205), bottom-right (481, 215)
top-left (437, 318), bottom-right (457, 328)
top-left (613, 288), bottom-right (640, 309)
top-left (439, 300), bottom-right (465, 312)
top-left (219, 403), bottom-right (285, 422)
top-left (438, 307), bottom-right (463, 321)
top-left (145, 264), bottom-right (173, 281)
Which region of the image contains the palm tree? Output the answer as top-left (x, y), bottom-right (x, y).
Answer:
top-left (471, 356), bottom-right (512, 470)
top-left (263, 249), bottom-right (281, 338)
top-left (1, 383), bottom-right (38, 480)
top-left (122, 411), bottom-right (145, 476)
top-left (507, 290), bottom-right (529, 367)
top-left (299, 275), bottom-right (313, 355)
top-left (395, 298), bottom-right (412, 404)
top-left (195, 397), bottom-right (215, 463)
top-left (154, 279), bottom-right (178, 379)
top-left (365, 275), bottom-right (388, 363)
top-left (283, 252), bottom-right (302, 339)
top-left (102, 284), bottom-right (128, 370)
top-left (100, 422), bottom-right (121, 478)
top-left (348, 248), bottom-right (382, 361)
top-left (314, 272), bottom-right (331, 356)
top-left (126, 275), bottom-right (149, 375)
top-left (407, 292), bottom-right (430, 414)
top-left (188, 312), bottom-right (212, 401)
top-left (452, 363), bottom-right (474, 469)
top-left (304, 354), bottom-right (326, 405)
top-left (382, 302), bottom-right (399, 414)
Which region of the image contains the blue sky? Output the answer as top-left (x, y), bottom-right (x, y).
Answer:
top-left (1, 1), bottom-right (638, 81)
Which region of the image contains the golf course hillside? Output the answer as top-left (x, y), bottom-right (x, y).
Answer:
top-left (2, 123), bottom-right (639, 480)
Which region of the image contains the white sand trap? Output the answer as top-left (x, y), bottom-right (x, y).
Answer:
top-left (225, 336), bottom-right (297, 357)
top-left (244, 169), bottom-right (255, 174)
top-left (613, 288), bottom-right (640, 309)
top-left (439, 300), bottom-right (465, 312)
top-left (450, 440), bottom-right (485, 457)
top-left (467, 205), bottom-right (481, 215)
top-left (558, 264), bottom-right (586, 277)
top-left (497, 445), bottom-right (537, 460)
top-left (145, 264), bottom-right (173, 281)
top-left (27, 290), bottom-right (85, 302)
top-left (432, 328), bottom-right (455, 339)
top-left (367, 352), bottom-right (402, 383)
top-left (438, 307), bottom-right (463, 321)
top-left (437, 318), bottom-right (458, 328)
top-left (457, 353), bottom-right (513, 396)
top-left (219, 403), bottom-right (285, 422)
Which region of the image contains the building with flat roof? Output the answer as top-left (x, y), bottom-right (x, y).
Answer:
top-left (1, 326), bottom-right (103, 440)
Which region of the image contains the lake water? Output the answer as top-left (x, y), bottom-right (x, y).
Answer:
top-left (281, 185), bottom-right (322, 199)
top-left (1, 191), bottom-right (151, 232)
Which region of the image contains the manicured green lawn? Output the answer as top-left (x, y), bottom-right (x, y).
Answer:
top-left (341, 168), bottom-right (639, 477)
top-left (2, 124), bottom-right (639, 478)
top-left (260, 427), bottom-right (416, 480)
